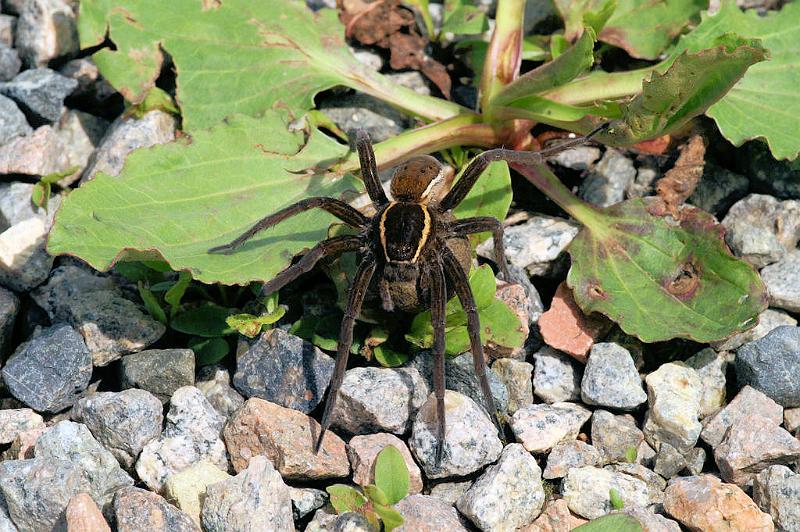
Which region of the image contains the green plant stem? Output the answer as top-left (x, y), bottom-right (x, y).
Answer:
top-left (543, 64), bottom-right (665, 106)
top-left (479, 0), bottom-right (526, 116)
top-left (354, 75), bottom-right (470, 122)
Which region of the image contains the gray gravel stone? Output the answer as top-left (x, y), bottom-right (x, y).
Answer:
top-left (409, 391), bottom-right (502, 479)
top-left (0, 95), bottom-right (29, 146)
top-left (289, 487), bottom-right (328, 521)
top-left (195, 365), bottom-right (244, 420)
top-left (35, 420), bottom-right (133, 510)
top-left (581, 342), bottom-right (646, 410)
top-left (491, 358), bottom-right (533, 414)
top-left (0, 504), bottom-right (15, 532)
top-left (14, 0), bottom-right (78, 67)
top-left (591, 410), bottom-right (645, 465)
top-left (684, 348), bottom-right (727, 419)
top-left (233, 328), bottom-right (333, 413)
top-left (0, 181), bottom-right (59, 232)
top-left (331, 366), bottom-right (429, 435)
top-left (29, 264), bottom-right (116, 320)
top-left (202, 456), bottom-right (293, 532)
top-left (0, 124), bottom-right (69, 175)
top-left (120, 348), bottom-right (194, 401)
top-left (753, 465), bottom-right (800, 532)
top-left (736, 326), bottom-right (800, 407)
top-left (81, 110), bottom-right (177, 183)
top-left (511, 402), bottom-right (591, 453)
top-left (55, 109), bottom-right (109, 184)
top-left (761, 251), bottom-right (800, 313)
top-left (713, 308), bottom-right (797, 352)
top-left (2, 325), bottom-right (91, 413)
top-left (688, 163), bottom-right (748, 215)
top-left (395, 495), bottom-right (469, 532)
top-left (615, 508), bottom-right (681, 532)
top-left (0, 286), bottom-right (18, 356)
top-left (71, 389), bottom-right (163, 469)
top-left (684, 447), bottom-right (706, 476)
top-left (543, 440), bottom-right (601, 479)
top-left (580, 148), bottom-right (636, 207)
top-left (701, 385), bottom-right (784, 447)
top-left (456, 443), bottom-right (545, 530)
top-left (0, 15), bottom-right (15, 47)
top-left (722, 194), bottom-right (800, 268)
top-left (532, 346), bottom-right (582, 403)
top-left (0, 409), bottom-right (42, 444)
top-left (0, 44), bottom-right (19, 81)
top-left (114, 486), bottom-right (199, 532)
top-left (0, 215), bottom-right (53, 292)
top-left (785, 408), bottom-right (800, 434)
top-left (643, 362), bottom-right (702, 453)
top-left (427, 480), bottom-right (473, 505)
top-left (740, 141), bottom-right (800, 199)
top-left (0, 68), bottom-right (77, 123)
top-left (607, 462), bottom-right (667, 505)
top-left (319, 93), bottom-right (410, 143)
top-left (653, 442), bottom-right (687, 479)
top-left (562, 466), bottom-right (651, 520)
top-left (628, 166), bottom-right (659, 198)
top-left (549, 146), bottom-right (601, 170)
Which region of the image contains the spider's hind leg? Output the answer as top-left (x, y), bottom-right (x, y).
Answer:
top-left (428, 259), bottom-right (448, 466)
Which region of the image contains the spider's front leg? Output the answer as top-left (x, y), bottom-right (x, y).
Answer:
top-left (447, 217), bottom-right (510, 280)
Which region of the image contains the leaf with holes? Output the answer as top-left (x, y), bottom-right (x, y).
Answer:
top-left (47, 111), bottom-right (362, 286)
top-left (565, 196), bottom-right (768, 343)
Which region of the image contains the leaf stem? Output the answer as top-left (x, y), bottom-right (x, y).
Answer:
top-left (479, 0), bottom-right (525, 116)
top-left (542, 64), bottom-right (662, 105)
top-left (353, 75), bottom-right (471, 122)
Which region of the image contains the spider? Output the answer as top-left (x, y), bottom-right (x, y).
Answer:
top-left (210, 125), bottom-right (607, 464)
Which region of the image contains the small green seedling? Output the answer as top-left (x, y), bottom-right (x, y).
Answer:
top-left (609, 488), bottom-right (624, 510)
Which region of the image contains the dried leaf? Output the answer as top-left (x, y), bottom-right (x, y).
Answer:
top-left (656, 134), bottom-right (705, 215)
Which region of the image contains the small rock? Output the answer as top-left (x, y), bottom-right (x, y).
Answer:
top-left (114, 487), bottom-right (199, 532)
top-left (532, 346), bottom-right (582, 403)
top-left (628, 166), bottom-right (659, 199)
top-left (543, 440), bottom-right (601, 479)
top-left (653, 443), bottom-right (687, 479)
top-left (615, 508), bottom-right (681, 532)
top-left (0, 217), bottom-right (54, 292)
top-left (0, 45), bottom-right (20, 82)
top-left (702, 385), bottom-right (784, 447)
top-left (581, 342), bottom-right (646, 410)
top-left (488, 281), bottom-right (530, 359)
top-left (29, 264), bottom-right (116, 320)
top-left (457, 443), bottom-right (545, 530)
top-left (590, 410), bottom-right (644, 465)
top-left (683, 447), bottom-right (706, 476)
top-left (2, 325), bottom-right (91, 413)
top-left (663, 475), bottom-right (773, 531)
top-left (0, 181), bottom-right (60, 233)
top-left (476, 216), bottom-right (578, 277)
top-left (521, 498), bottom-right (588, 532)
top-left (71, 389), bottom-right (164, 469)
top-left (195, 365), bottom-right (244, 419)
top-left (163, 461), bottom-right (231, 528)
top-left (722, 194), bottom-right (800, 268)
top-left (233, 328), bottom-right (333, 413)
top-left (739, 141), bottom-right (800, 199)
top-left (385, 71), bottom-right (431, 96)
top-left (347, 433), bottom-right (423, 495)
top-left (684, 348), bottom-right (727, 419)
top-left (81, 110), bottom-right (177, 183)
top-left (120, 348), bottom-right (194, 401)
top-left (736, 326), bottom-right (800, 407)
top-left (318, 91), bottom-right (410, 143)
top-left (606, 463), bottom-right (667, 505)
top-left (289, 487), bottom-right (327, 521)
top-left (426, 480), bottom-right (472, 505)
top-left (713, 308), bottom-right (797, 352)
top-left (14, 0), bottom-right (78, 67)
top-left (511, 402), bottom-right (591, 453)
top-left (0, 124), bottom-right (68, 175)
top-left (54, 110), bottom-right (109, 184)
top-left (61, 493), bottom-right (110, 532)
top-left (35, 420), bottom-right (133, 510)
top-left (350, 46), bottom-right (383, 71)
top-left (202, 456), bottom-right (293, 532)
top-left (0, 409), bottom-right (43, 444)
top-left (0, 94), bottom-right (29, 145)
top-left (409, 391), bottom-right (502, 479)
top-left (784, 408), bottom-right (800, 434)
top-left (688, 163), bottom-right (748, 216)
top-left (223, 397), bottom-right (349, 480)
top-left (561, 466), bottom-right (650, 519)
top-left (580, 148), bottom-right (636, 207)
top-left (59, 57), bottom-right (115, 104)
top-left (2, 426), bottom-right (45, 460)
top-left (714, 414), bottom-right (800, 486)
top-left (395, 495), bottom-right (469, 532)
top-left (761, 254), bottom-right (800, 314)
top-left (0, 68), bottom-right (77, 123)
top-left (643, 362), bottom-right (703, 453)
top-left (549, 146), bottom-right (601, 170)
top-left (63, 290), bottom-right (166, 366)
top-left (753, 465), bottom-right (800, 532)
top-left (0, 15), bottom-right (15, 47)
top-left (538, 283), bottom-right (612, 362)
top-left (636, 440), bottom-right (657, 468)
top-left (491, 358), bottom-right (533, 414)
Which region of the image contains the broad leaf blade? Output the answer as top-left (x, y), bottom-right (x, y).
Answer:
top-left (566, 198), bottom-right (768, 343)
top-left (573, 514), bottom-right (644, 532)
top-left (326, 485), bottom-right (368, 514)
top-left (47, 112), bottom-right (362, 286)
top-left (374, 445), bottom-right (410, 505)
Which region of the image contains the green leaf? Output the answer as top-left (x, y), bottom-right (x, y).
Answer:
top-left (31, 183), bottom-right (49, 211)
top-left (452, 160), bottom-right (512, 247)
top-left (164, 271), bottom-right (192, 314)
top-left (114, 261), bottom-right (166, 284)
top-left (565, 196), bottom-right (768, 343)
top-left (137, 281), bottom-right (167, 324)
top-left (609, 488), bottom-right (624, 510)
top-left (374, 445), bottom-right (410, 505)
top-left (573, 514), bottom-right (644, 532)
top-left (189, 336), bottom-right (229, 366)
top-left (373, 503), bottom-right (405, 532)
top-left (670, 1), bottom-right (800, 160)
top-left (171, 303), bottom-right (235, 337)
top-left (554, 0), bottom-right (706, 60)
top-left (624, 445), bottom-right (637, 463)
top-left (596, 37), bottom-right (768, 146)
top-left (326, 485), bottom-right (368, 514)
top-left (373, 344), bottom-right (410, 368)
top-left (48, 112), bottom-right (363, 286)
top-left (225, 308), bottom-right (286, 338)
top-left (363, 485), bottom-right (390, 506)
top-left (79, 0), bottom-right (461, 130)
top-left (582, 0), bottom-right (616, 35)
top-left (441, 0), bottom-right (488, 36)
top-left (127, 87), bottom-right (179, 119)
top-left (40, 166), bottom-right (81, 184)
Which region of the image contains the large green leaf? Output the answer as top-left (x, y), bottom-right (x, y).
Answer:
top-left (374, 445), bottom-right (410, 505)
top-left (670, 1), bottom-right (800, 160)
top-left (79, 0), bottom-right (461, 131)
top-left (573, 514), bottom-right (644, 532)
top-left (565, 195), bottom-right (768, 343)
top-left (47, 112), bottom-right (362, 285)
top-left (554, 0), bottom-right (706, 60)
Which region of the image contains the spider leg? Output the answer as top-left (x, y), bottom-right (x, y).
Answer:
top-left (439, 122), bottom-right (610, 212)
top-left (441, 245), bottom-right (501, 433)
top-left (259, 235), bottom-right (363, 297)
top-left (315, 252), bottom-right (377, 453)
top-left (355, 129), bottom-right (389, 208)
top-left (208, 197), bottom-right (367, 254)
top-left (446, 217), bottom-right (510, 280)
top-left (429, 258), bottom-right (448, 466)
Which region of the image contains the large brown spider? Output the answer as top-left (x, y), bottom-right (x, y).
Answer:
top-left (210, 126), bottom-right (606, 463)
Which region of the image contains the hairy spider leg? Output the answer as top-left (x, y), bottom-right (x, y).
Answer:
top-left (355, 129), bottom-right (389, 208)
top-left (429, 259), bottom-right (448, 466)
top-left (315, 253), bottom-right (377, 453)
top-left (439, 122), bottom-right (611, 212)
top-left (208, 197), bottom-right (367, 254)
top-left (441, 245), bottom-right (501, 432)
top-left (447, 217), bottom-right (510, 280)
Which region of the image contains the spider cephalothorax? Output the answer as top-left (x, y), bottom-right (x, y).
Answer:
top-left (210, 126), bottom-right (605, 464)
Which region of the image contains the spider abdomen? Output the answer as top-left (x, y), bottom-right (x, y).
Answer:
top-left (379, 202), bottom-right (432, 263)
